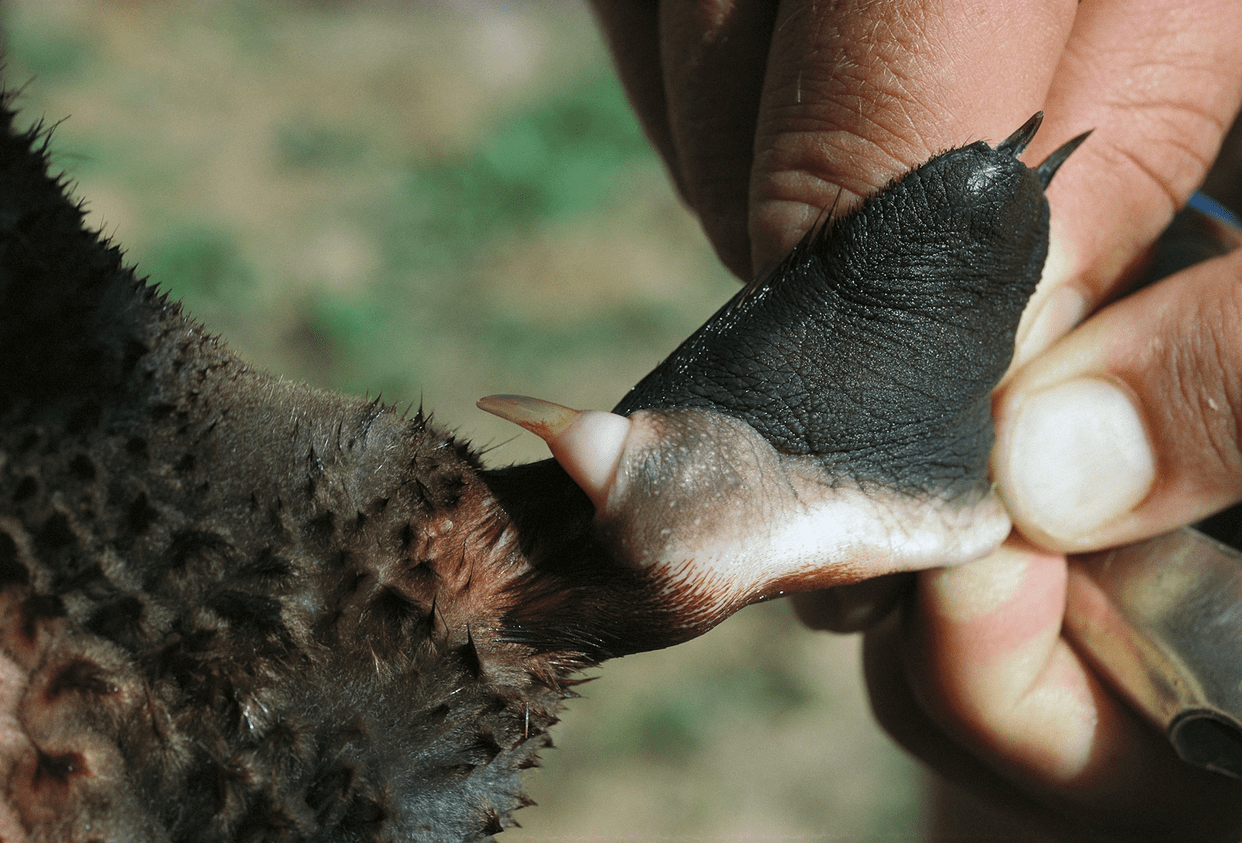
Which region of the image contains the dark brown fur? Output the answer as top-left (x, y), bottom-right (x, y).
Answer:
top-left (0, 95), bottom-right (634, 842)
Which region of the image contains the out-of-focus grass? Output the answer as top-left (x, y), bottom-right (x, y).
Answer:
top-left (387, 74), bottom-right (651, 270)
top-left (1, 1), bottom-right (924, 839)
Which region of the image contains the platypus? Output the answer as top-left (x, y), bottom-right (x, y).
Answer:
top-left (0, 86), bottom-right (1084, 842)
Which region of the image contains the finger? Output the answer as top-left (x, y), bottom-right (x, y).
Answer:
top-left (871, 540), bottom-right (1242, 839)
top-left (789, 573), bottom-right (912, 633)
top-left (910, 544), bottom-right (1096, 785)
top-left (864, 606), bottom-right (1101, 841)
top-left (589, 4), bottom-right (679, 190)
top-left (656, 0), bottom-right (780, 278)
top-left (995, 247), bottom-right (1242, 551)
top-left (1011, 0), bottom-right (1242, 366)
top-left (749, 0), bottom-right (1076, 273)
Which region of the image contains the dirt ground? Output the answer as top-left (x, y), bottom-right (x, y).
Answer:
top-left (1, 1), bottom-right (926, 839)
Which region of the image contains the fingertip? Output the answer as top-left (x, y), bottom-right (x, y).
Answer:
top-left (997, 244), bottom-right (1242, 552)
top-left (920, 543), bottom-right (1034, 624)
top-left (995, 377), bottom-right (1156, 549)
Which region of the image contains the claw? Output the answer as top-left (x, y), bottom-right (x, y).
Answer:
top-left (477, 394), bottom-right (579, 440)
top-left (478, 395), bottom-right (630, 511)
top-left (995, 111), bottom-right (1091, 188)
top-left (997, 111), bottom-right (1044, 157)
top-left (1036, 129), bottom-right (1093, 189)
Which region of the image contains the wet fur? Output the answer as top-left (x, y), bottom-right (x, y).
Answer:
top-left (0, 99), bottom-right (581, 843)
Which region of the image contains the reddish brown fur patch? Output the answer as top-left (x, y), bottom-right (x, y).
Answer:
top-left (0, 644), bottom-right (32, 843)
top-left (11, 745), bottom-right (83, 827)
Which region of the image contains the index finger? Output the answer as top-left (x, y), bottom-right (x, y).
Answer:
top-left (749, 0), bottom-right (1076, 274)
top-left (1014, 0), bottom-right (1242, 364)
top-left (748, 0), bottom-right (1242, 362)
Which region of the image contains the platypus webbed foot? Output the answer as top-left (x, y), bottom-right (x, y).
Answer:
top-left (486, 114), bottom-right (1091, 645)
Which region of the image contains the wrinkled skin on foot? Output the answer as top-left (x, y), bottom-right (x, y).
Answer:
top-left (489, 114), bottom-right (1088, 649)
top-left (0, 90), bottom-right (1081, 842)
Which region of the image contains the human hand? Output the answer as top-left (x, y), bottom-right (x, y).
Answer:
top-left (879, 194), bottom-right (1242, 842)
top-left (591, 0), bottom-right (1240, 296)
top-left (594, 0), bottom-right (1242, 838)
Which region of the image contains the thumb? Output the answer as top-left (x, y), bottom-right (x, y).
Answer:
top-left (994, 243), bottom-right (1242, 552)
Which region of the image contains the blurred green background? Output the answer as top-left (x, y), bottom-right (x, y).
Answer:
top-left (1, 1), bottom-right (923, 839)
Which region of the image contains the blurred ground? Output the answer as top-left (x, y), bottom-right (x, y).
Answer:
top-left (0, 1), bottom-right (924, 839)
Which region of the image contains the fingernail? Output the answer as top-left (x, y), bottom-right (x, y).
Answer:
top-left (1011, 235), bottom-right (1084, 370)
top-left (1001, 378), bottom-right (1155, 541)
top-left (1012, 283), bottom-right (1086, 370)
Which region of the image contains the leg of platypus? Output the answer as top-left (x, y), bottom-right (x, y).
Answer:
top-left (0, 93), bottom-right (1085, 841)
top-left (484, 113), bottom-right (1089, 655)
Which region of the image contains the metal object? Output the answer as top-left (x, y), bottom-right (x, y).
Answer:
top-left (1067, 518), bottom-right (1242, 778)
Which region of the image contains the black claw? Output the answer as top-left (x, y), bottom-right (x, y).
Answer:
top-left (1037, 129), bottom-right (1093, 188)
top-left (997, 111), bottom-right (1044, 157)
